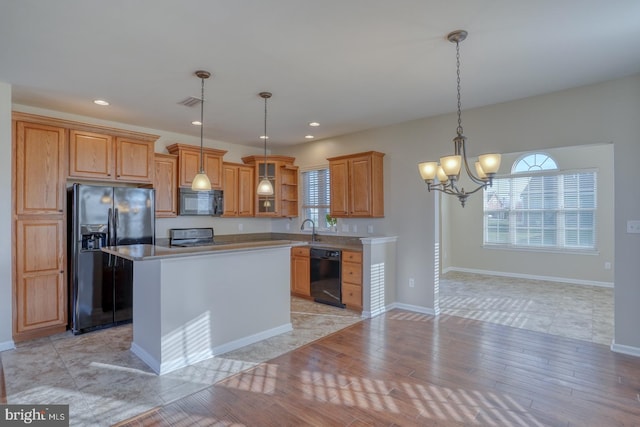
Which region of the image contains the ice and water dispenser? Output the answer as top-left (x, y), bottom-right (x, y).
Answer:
top-left (80, 224), bottom-right (107, 250)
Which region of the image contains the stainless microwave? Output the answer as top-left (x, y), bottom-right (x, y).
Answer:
top-left (179, 189), bottom-right (223, 216)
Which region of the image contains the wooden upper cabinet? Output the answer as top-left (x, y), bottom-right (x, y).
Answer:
top-left (204, 151), bottom-right (224, 189)
top-left (69, 131), bottom-right (154, 183)
top-left (68, 130), bottom-right (114, 180)
top-left (238, 165), bottom-right (255, 216)
top-left (328, 151), bottom-right (384, 218)
top-left (223, 162), bottom-right (254, 217)
top-left (329, 158), bottom-right (349, 217)
top-left (166, 143), bottom-right (227, 189)
top-left (154, 153), bottom-right (178, 217)
top-left (222, 164), bottom-right (238, 216)
top-left (241, 155), bottom-right (297, 217)
top-left (15, 218), bottom-right (66, 334)
top-left (14, 121), bottom-right (66, 215)
top-left (116, 137), bottom-right (154, 183)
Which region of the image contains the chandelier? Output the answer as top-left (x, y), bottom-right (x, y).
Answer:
top-left (418, 30), bottom-right (501, 207)
top-left (191, 70), bottom-right (212, 191)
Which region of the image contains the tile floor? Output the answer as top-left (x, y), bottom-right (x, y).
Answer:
top-left (439, 271), bottom-right (614, 345)
top-left (1, 297), bottom-right (361, 427)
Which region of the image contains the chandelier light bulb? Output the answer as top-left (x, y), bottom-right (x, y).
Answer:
top-left (418, 161), bottom-right (438, 182)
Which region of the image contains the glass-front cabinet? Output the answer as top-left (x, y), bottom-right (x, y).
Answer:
top-left (257, 162), bottom-right (277, 214)
top-left (242, 155), bottom-right (298, 217)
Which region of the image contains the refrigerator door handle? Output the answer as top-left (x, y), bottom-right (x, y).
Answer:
top-left (107, 208), bottom-right (113, 246)
top-left (114, 208), bottom-right (119, 244)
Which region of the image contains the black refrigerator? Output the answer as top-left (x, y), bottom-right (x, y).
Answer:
top-left (68, 183), bottom-right (155, 334)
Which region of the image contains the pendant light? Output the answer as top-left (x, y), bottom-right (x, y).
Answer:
top-left (257, 91), bottom-right (274, 196)
top-left (191, 70), bottom-right (212, 191)
top-left (417, 30), bottom-right (501, 207)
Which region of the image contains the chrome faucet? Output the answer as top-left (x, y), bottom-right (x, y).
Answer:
top-left (300, 219), bottom-right (317, 242)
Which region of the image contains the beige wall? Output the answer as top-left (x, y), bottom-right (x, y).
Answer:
top-left (0, 82), bottom-right (12, 348)
top-left (445, 143), bottom-right (614, 286)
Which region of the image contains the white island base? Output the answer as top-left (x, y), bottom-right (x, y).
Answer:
top-left (120, 245), bottom-right (292, 375)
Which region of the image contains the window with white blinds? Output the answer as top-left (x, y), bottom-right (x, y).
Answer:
top-left (302, 168), bottom-right (331, 229)
top-left (483, 169), bottom-right (597, 251)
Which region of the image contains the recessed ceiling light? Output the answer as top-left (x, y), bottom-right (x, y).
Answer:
top-left (93, 99), bottom-right (109, 106)
top-left (309, 122), bottom-right (320, 127)
top-left (305, 135), bottom-right (314, 139)
top-left (192, 120), bottom-right (202, 126)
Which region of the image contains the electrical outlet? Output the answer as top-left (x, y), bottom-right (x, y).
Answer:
top-left (238, 223), bottom-right (243, 231)
top-left (605, 262), bottom-right (612, 270)
top-left (627, 220), bottom-right (640, 234)
top-left (409, 278), bottom-right (415, 288)
top-left (367, 225), bottom-right (374, 234)
top-left (342, 224), bottom-right (349, 232)
top-left (285, 222), bottom-right (290, 231)
top-left (352, 224), bottom-right (358, 233)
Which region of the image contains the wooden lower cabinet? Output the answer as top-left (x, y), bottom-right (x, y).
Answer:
top-left (341, 250), bottom-right (363, 310)
top-left (14, 218), bottom-right (67, 339)
top-left (291, 246), bottom-right (310, 297)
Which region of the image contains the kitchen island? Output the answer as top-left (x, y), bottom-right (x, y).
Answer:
top-left (103, 240), bottom-right (302, 375)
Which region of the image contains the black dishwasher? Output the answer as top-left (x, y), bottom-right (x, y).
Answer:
top-left (310, 248), bottom-right (345, 308)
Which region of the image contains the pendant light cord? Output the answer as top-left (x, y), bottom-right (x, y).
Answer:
top-left (200, 76), bottom-right (205, 173)
top-left (263, 95), bottom-right (268, 180)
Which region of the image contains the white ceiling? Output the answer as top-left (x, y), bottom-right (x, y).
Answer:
top-left (1, 1), bottom-right (639, 147)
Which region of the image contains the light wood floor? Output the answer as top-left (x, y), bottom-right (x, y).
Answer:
top-left (115, 310), bottom-right (640, 426)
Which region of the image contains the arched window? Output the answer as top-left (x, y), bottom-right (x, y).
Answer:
top-left (512, 153), bottom-right (557, 173)
top-left (483, 152), bottom-right (596, 251)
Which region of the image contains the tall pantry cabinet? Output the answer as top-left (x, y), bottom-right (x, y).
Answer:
top-left (11, 112), bottom-right (160, 342)
top-left (12, 118), bottom-right (67, 341)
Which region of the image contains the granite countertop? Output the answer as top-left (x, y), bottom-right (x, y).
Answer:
top-left (155, 232), bottom-right (365, 253)
top-left (298, 241), bottom-right (363, 252)
top-left (103, 240), bottom-right (306, 261)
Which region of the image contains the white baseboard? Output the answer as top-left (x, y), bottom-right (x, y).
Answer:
top-left (611, 342), bottom-right (640, 358)
top-left (386, 302), bottom-right (436, 316)
top-left (443, 266), bottom-right (614, 288)
top-left (211, 323), bottom-right (293, 356)
top-left (0, 340), bottom-right (15, 352)
top-left (130, 342), bottom-right (161, 374)
top-left (132, 323), bottom-right (293, 375)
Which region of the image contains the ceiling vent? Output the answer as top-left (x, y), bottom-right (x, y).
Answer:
top-left (178, 96), bottom-right (202, 107)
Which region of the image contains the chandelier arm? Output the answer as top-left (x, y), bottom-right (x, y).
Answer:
top-left (460, 141), bottom-right (487, 185)
top-left (465, 184), bottom-right (488, 196)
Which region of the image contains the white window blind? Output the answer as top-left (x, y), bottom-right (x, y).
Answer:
top-left (483, 170), bottom-right (597, 251)
top-left (302, 168), bottom-right (331, 229)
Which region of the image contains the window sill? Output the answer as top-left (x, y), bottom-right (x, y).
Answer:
top-left (482, 244), bottom-right (599, 256)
